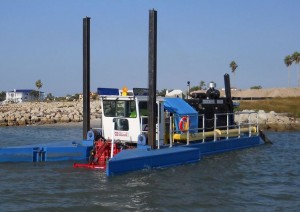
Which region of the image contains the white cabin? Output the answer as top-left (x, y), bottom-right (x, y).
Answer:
top-left (98, 87), bottom-right (165, 145)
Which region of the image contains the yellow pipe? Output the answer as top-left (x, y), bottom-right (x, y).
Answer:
top-left (219, 126), bottom-right (256, 135)
top-left (173, 127), bottom-right (256, 141)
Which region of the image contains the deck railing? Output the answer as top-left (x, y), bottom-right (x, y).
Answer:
top-left (170, 111), bottom-right (259, 146)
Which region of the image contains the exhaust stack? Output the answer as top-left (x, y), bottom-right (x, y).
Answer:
top-left (224, 73), bottom-right (233, 113)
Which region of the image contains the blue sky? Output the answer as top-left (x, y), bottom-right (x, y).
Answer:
top-left (0, 0), bottom-right (300, 96)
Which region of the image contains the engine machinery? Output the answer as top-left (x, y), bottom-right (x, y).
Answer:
top-left (185, 74), bottom-right (234, 131)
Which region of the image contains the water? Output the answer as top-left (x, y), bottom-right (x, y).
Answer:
top-left (0, 125), bottom-right (300, 211)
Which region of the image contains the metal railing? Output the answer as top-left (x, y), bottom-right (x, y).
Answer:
top-left (213, 112), bottom-right (259, 141)
top-left (170, 111), bottom-right (259, 146)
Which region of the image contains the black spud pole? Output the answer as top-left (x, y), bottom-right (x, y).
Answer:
top-left (148, 9), bottom-right (157, 149)
top-left (83, 17), bottom-right (91, 140)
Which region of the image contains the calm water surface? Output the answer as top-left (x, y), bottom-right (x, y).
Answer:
top-left (0, 125), bottom-right (299, 211)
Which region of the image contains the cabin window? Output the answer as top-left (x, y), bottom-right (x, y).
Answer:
top-left (138, 101), bottom-right (158, 117)
top-left (103, 100), bottom-right (136, 118)
top-left (113, 118), bottom-right (129, 131)
top-left (138, 101), bottom-right (148, 116)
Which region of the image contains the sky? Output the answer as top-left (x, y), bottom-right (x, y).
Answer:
top-left (0, 0), bottom-right (300, 97)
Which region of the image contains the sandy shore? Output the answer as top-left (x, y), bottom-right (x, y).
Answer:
top-left (220, 87), bottom-right (300, 98)
top-left (191, 87), bottom-right (300, 98)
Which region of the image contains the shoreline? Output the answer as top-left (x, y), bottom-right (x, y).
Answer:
top-left (1, 102), bottom-right (299, 132)
top-left (28, 118), bottom-right (102, 128)
top-left (2, 117), bottom-right (300, 132)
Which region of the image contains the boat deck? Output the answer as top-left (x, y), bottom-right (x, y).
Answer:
top-left (106, 135), bottom-right (263, 176)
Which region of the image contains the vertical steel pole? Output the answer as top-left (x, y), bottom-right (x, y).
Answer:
top-left (186, 115), bottom-right (190, 145)
top-left (169, 116), bottom-right (173, 147)
top-left (83, 17), bottom-right (91, 140)
top-left (238, 112), bottom-right (241, 138)
top-left (249, 113), bottom-right (252, 137)
top-left (202, 114), bottom-right (205, 142)
top-left (226, 113), bottom-right (229, 139)
top-left (187, 81), bottom-right (190, 99)
top-left (214, 114), bottom-right (217, 141)
top-left (256, 113), bottom-right (259, 136)
top-left (148, 9), bottom-right (157, 149)
top-left (111, 125), bottom-right (115, 158)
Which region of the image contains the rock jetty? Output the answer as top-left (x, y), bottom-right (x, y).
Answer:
top-left (0, 102), bottom-right (299, 131)
top-left (0, 101), bottom-right (101, 126)
top-left (235, 110), bottom-right (300, 131)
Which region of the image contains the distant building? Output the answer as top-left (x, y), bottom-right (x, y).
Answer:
top-left (5, 89), bottom-right (45, 103)
top-left (165, 90), bottom-right (183, 98)
top-left (79, 92), bottom-right (99, 101)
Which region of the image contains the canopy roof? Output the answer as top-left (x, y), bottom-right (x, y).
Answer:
top-left (164, 98), bottom-right (197, 115)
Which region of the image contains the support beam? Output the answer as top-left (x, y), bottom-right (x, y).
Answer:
top-left (148, 9), bottom-right (157, 149)
top-left (83, 17), bottom-right (91, 140)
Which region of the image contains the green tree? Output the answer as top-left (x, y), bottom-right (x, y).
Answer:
top-left (292, 52), bottom-right (300, 87)
top-left (0, 91), bottom-right (6, 101)
top-left (157, 89), bottom-right (167, 97)
top-left (230, 61), bottom-right (238, 73)
top-left (250, 85), bottom-right (262, 89)
top-left (46, 93), bottom-right (55, 101)
top-left (35, 79), bottom-right (43, 100)
top-left (230, 61), bottom-right (238, 87)
top-left (30, 90), bottom-right (39, 100)
top-left (284, 55), bottom-right (293, 87)
top-left (199, 80), bottom-right (206, 90)
top-left (66, 94), bottom-right (73, 101)
top-left (190, 86), bottom-right (200, 92)
top-left (73, 93), bottom-right (80, 100)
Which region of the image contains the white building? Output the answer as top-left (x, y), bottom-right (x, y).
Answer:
top-left (5, 89), bottom-right (45, 103)
top-left (165, 89), bottom-right (183, 98)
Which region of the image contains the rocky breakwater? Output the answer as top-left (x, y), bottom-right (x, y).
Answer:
top-left (235, 110), bottom-right (300, 131)
top-left (0, 101), bottom-right (101, 126)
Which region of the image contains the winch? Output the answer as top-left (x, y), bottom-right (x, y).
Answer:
top-left (73, 130), bottom-right (122, 169)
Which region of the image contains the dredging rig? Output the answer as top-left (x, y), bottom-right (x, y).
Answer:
top-left (0, 10), bottom-right (269, 176)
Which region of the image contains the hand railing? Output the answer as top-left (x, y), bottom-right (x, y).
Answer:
top-left (170, 111), bottom-right (259, 144)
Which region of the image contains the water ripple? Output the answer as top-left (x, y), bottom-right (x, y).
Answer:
top-left (0, 128), bottom-right (300, 211)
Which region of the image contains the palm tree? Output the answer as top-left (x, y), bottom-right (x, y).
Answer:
top-left (284, 55), bottom-right (293, 87)
top-left (35, 79), bottom-right (43, 100)
top-left (292, 52), bottom-right (300, 87)
top-left (230, 61), bottom-right (238, 87)
top-left (199, 80), bottom-right (206, 90)
top-left (230, 61), bottom-right (238, 73)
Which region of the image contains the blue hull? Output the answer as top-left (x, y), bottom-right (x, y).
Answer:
top-left (0, 136), bottom-right (263, 177)
top-left (106, 136), bottom-right (263, 176)
top-left (0, 141), bottom-right (91, 162)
